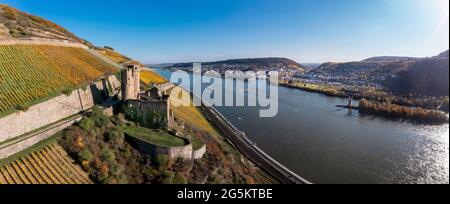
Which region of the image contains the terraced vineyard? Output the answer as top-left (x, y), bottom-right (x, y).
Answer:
top-left (0, 144), bottom-right (92, 184)
top-left (0, 45), bottom-right (119, 114)
top-left (95, 48), bottom-right (131, 64)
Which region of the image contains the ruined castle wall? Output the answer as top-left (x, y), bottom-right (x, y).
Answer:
top-left (108, 75), bottom-right (122, 94)
top-left (128, 100), bottom-right (169, 113)
top-left (166, 144), bottom-right (193, 160)
top-left (126, 136), bottom-right (194, 160)
top-left (192, 144), bottom-right (207, 160)
top-left (0, 76), bottom-right (117, 144)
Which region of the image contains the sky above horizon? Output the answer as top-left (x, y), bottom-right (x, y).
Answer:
top-left (1, 0), bottom-right (449, 63)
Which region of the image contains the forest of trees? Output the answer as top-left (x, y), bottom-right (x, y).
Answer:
top-left (359, 99), bottom-right (449, 125)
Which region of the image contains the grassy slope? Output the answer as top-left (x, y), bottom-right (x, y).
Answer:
top-left (123, 126), bottom-right (186, 147)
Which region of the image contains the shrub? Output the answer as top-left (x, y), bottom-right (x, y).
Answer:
top-left (14, 104), bottom-right (29, 111)
top-left (173, 172), bottom-right (188, 184)
top-left (78, 148), bottom-right (94, 163)
top-left (105, 127), bottom-right (125, 146)
top-left (2, 5), bottom-right (19, 20)
top-left (122, 104), bottom-right (143, 125)
top-left (61, 88), bottom-right (73, 96)
top-left (101, 147), bottom-right (116, 164)
top-left (144, 111), bottom-right (168, 129)
top-left (78, 117), bottom-right (94, 132)
top-left (91, 107), bottom-right (110, 127)
top-left (111, 114), bottom-right (126, 126)
top-left (158, 170), bottom-right (175, 184)
top-left (154, 155), bottom-right (169, 169)
top-left (104, 46), bottom-right (114, 51)
top-left (142, 167), bottom-right (159, 182)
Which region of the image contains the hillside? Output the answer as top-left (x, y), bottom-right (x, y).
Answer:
top-left (95, 47), bottom-right (131, 64)
top-left (315, 61), bottom-right (384, 72)
top-left (0, 5), bottom-right (274, 185)
top-left (311, 50), bottom-right (450, 96)
top-left (0, 4), bottom-right (92, 47)
top-left (171, 57), bottom-right (305, 71)
top-left (363, 56), bottom-right (418, 62)
top-left (0, 45), bottom-right (118, 115)
top-left (386, 58), bottom-right (449, 96)
top-left (438, 50), bottom-right (449, 58)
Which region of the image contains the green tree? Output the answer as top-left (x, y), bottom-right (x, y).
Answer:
top-left (78, 148), bottom-right (94, 163)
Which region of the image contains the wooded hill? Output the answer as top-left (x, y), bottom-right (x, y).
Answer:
top-left (314, 50), bottom-right (449, 96)
top-left (172, 57), bottom-right (306, 71)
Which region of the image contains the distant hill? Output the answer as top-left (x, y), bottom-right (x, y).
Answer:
top-left (301, 63), bottom-right (321, 70)
top-left (363, 56), bottom-right (418, 62)
top-left (312, 50), bottom-right (449, 96)
top-left (386, 57), bottom-right (449, 96)
top-left (438, 50), bottom-right (449, 58)
top-left (316, 55), bottom-right (421, 74)
top-left (0, 4), bottom-right (92, 47)
top-left (314, 61), bottom-right (385, 73)
top-left (171, 57), bottom-right (305, 71)
top-left (313, 55), bottom-right (420, 74)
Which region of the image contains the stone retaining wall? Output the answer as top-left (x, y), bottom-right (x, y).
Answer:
top-left (0, 38), bottom-right (89, 49)
top-left (126, 136), bottom-right (194, 160)
top-left (0, 75), bottom-right (120, 145)
top-left (126, 135), bottom-right (206, 160)
top-left (0, 116), bottom-right (82, 159)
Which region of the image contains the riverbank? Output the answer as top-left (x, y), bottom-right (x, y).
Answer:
top-left (156, 69), bottom-right (449, 184)
top-left (279, 80), bottom-right (449, 125)
top-left (359, 99), bottom-right (449, 125)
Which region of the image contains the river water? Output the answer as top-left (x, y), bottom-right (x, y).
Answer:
top-left (156, 68), bottom-right (449, 184)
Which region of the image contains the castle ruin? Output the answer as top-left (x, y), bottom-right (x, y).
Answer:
top-left (121, 64), bottom-right (174, 128)
top-left (121, 64), bottom-right (141, 100)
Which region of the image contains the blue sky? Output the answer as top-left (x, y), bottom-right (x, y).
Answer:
top-left (1, 0), bottom-right (449, 63)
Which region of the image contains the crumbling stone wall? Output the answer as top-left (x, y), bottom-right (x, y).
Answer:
top-left (126, 136), bottom-right (194, 160)
top-left (127, 99), bottom-right (174, 128)
top-left (192, 144), bottom-right (207, 159)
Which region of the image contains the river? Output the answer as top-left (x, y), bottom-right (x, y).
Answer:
top-left (155, 68), bottom-right (449, 184)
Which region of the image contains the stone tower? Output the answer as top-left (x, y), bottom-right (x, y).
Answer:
top-left (133, 65), bottom-right (140, 99)
top-left (121, 64), bottom-right (141, 100)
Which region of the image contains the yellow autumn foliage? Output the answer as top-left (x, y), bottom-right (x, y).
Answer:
top-left (0, 45), bottom-right (118, 114)
top-left (140, 69), bottom-right (167, 85)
